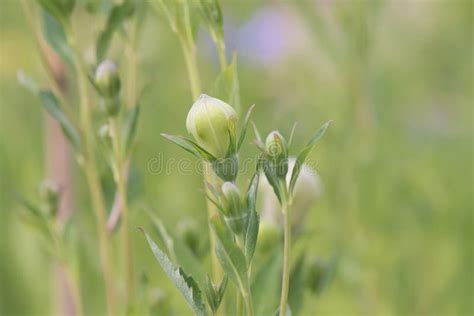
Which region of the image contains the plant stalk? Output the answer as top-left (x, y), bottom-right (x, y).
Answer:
top-left (178, 33), bottom-right (224, 283)
top-left (279, 198), bottom-right (292, 316)
top-left (216, 38), bottom-right (227, 70)
top-left (68, 32), bottom-right (116, 316)
top-left (109, 118), bottom-right (134, 306)
top-left (242, 289), bottom-right (254, 316)
top-left (179, 35), bottom-right (201, 100)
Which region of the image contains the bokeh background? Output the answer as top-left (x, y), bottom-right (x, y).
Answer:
top-left (0, 0), bottom-right (472, 315)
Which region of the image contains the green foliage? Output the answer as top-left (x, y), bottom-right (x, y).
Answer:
top-left (40, 10), bottom-right (73, 65)
top-left (121, 105), bottom-right (140, 156)
top-left (244, 172), bottom-right (260, 266)
top-left (96, 1), bottom-right (134, 61)
top-left (252, 248), bottom-right (282, 316)
top-left (203, 274), bottom-right (227, 314)
top-left (140, 228), bottom-right (208, 316)
top-left (288, 120), bottom-right (332, 196)
top-left (210, 216), bottom-right (249, 293)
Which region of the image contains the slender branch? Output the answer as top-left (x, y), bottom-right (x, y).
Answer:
top-left (68, 29), bottom-right (116, 316)
top-left (216, 38), bottom-right (227, 71)
top-left (179, 34), bottom-right (201, 99)
top-left (279, 197), bottom-right (292, 316)
top-left (109, 118), bottom-right (134, 306)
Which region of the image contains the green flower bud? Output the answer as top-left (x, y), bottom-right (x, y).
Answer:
top-left (265, 131), bottom-right (288, 178)
top-left (94, 60), bottom-right (121, 99)
top-left (220, 182), bottom-right (247, 235)
top-left (186, 94), bottom-right (237, 158)
top-left (39, 179), bottom-right (60, 217)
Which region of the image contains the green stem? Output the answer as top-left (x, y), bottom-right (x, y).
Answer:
top-left (68, 32), bottom-right (116, 316)
top-left (235, 289), bottom-right (242, 316)
top-left (109, 118), bottom-right (134, 306)
top-left (216, 38), bottom-right (227, 71)
top-left (242, 288), bottom-right (254, 316)
top-left (178, 33), bottom-right (223, 284)
top-left (179, 35), bottom-right (201, 99)
top-left (279, 199), bottom-right (292, 316)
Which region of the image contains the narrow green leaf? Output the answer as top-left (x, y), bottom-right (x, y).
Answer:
top-left (39, 90), bottom-right (80, 151)
top-left (288, 255), bottom-right (306, 316)
top-left (40, 9), bottom-right (73, 65)
top-left (262, 159), bottom-right (283, 204)
top-left (36, 0), bottom-right (68, 27)
top-left (289, 121), bottom-right (332, 196)
top-left (197, 0), bottom-right (223, 38)
top-left (140, 229), bottom-right (208, 316)
top-left (146, 210), bottom-right (204, 283)
top-left (161, 133), bottom-right (216, 162)
top-left (287, 122), bottom-right (298, 150)
top-left (244, 172), bottom-right (260, 265)
top-left (210, 216), bottom-right (249, 292)
top-left (122, 105), bottom-right (140, 156)
top-left (203, 274), bottom-right (227, 313)
top-left (96, 1), bottom-right (134, 61)
top-left (17, 196), bottom-right (54, 243)
top-left (237, 104), bottom-right (255, 150)
top-left (251, 121), bottom-right (262, 144)
top-left (146, 209), bottom-right (176, 261)
top-left (252, 247), bottom-right (282, 316)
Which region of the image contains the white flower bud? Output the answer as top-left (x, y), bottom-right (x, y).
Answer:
top-left (94, 60), bottom-right (121, 99)
top-left (186, 94), bottom-right (237, 158)
top-left (265, 130), bottom-right (288, 178)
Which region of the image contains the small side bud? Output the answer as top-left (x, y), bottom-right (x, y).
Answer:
top-left (94, 60), bottom-right (121, 98)
top-left (94, 60), bottom-right (121, 116)
top-left (265, 131), bottom-right (288, 178)
top-left (220, 182), bottom-right (247, 235)
top-left (39, 179), bottom-right (60, 217)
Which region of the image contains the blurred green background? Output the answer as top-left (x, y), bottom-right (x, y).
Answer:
top-left (0, 0), bottom-right (472, 315)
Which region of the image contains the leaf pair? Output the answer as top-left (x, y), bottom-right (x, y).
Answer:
top-left (197, 0), bottom-right (224, 43)
top-left (96, 1), bottom-right (135, 61)
top-left (288, 120), bottom-right (332, 196)
top-left (204, 274), bottom-right (227, 314)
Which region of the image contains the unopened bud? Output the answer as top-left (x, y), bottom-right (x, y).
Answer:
top-left (265, 131), bottom-right (288, 178)
top-left (94, 60), bottom-right (121, 99)
top-left (220, 182), bottom-right (247, 235)
top-left (186, 94), bottom-right (237, 158)
top-left (39, 179), bottom-right (60, 217)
